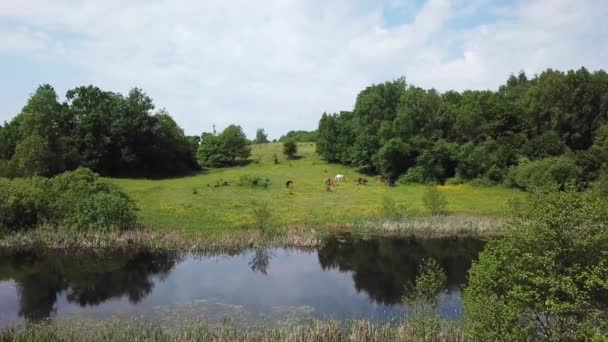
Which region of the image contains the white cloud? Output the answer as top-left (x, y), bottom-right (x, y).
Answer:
top-left (0, 0), bottom-right (607, 137)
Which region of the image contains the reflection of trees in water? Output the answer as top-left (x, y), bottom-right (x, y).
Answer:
top-left (248, 248), bottom-right (273, 275)
top-left (317, 235), bottom-right (485, 305)
top-left (0, 249), bottom-right (179, 321)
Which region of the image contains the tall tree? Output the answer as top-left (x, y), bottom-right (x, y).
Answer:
top-left (255, 128), bottom-right (269, 144)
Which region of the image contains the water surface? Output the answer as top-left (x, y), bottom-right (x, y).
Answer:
top-left (0, 235), bottom-right (484, 326)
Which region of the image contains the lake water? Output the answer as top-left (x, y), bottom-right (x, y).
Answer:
top-left (0, 235), bottom-right (484, 327)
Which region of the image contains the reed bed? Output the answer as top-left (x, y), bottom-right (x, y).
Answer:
top-left (0, 214), bottom-right (503, 253)
top-left (0, 318), bottom-right (463, 342)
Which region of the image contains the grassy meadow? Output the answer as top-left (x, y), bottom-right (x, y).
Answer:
top-left (109, 143), bottom-right (522, 234)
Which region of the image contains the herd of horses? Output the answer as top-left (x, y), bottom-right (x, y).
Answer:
top-left (285, 174), bottom-right (395, 189)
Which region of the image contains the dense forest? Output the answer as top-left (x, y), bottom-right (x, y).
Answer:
top-left (0, 85), bottom-right (199, 178)
top-left (317, 68), bottom-right (608, 188)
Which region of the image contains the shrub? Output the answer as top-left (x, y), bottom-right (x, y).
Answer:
top-left (238, 175), bottom-right (270, 188)
top-left (400, 166), bottom-right (428, 184)
top-left (463, 186), bottom-right (608, 340)
top-left (283, 140), bottom-right (298, 159)
top-left (444, 176), bottom-right (463, 185)
top-left (252, 203), bottom-right (272, 232)
top-left (597, 171), bottom-right (608, 198)
top-left (379, 196), bottom-right (405, 220)
top-left (422, 186), bottom-right (448, 216)
top-left (0, 176), bottom-right (50, 232)
top-left (68, 192), bottom-right (137, 232)
top-left (0, 168), bottom-right (137, 233)
top-left (402, 259), bottom-right (448, 340)
top-left (508, 156), bottom-right (582, 190)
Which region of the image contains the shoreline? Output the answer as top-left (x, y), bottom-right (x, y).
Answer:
top-left (0, 214), bottom-right (505, 253)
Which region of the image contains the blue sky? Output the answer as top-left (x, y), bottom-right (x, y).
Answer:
top-left (1, 0), bottom-right (607, 138)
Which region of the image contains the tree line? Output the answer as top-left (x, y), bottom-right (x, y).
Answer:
top-left (0, 85), bottom-right (200, 178)
top-left (317, 68), bottom-right (608, 188)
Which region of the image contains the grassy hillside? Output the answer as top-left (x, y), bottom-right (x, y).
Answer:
top-left (109, 143), bottom-right (522, 234)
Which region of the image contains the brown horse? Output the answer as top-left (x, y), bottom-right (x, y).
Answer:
top-left (354, 177), bottom-right (368, 185)
top-left (325, 178), bottom-right (336, 187)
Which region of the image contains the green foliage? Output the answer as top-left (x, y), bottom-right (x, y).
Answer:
top-left (379, 196), bottom-right (405, 220)
top-left (0, 85), bottom-right (199, 178)
top-left (316, 68), bottom-right (608, 186)
top-left (252, 202), bottom-right (272, 232)
top-left (0, 176), bottom-right (50, 231)
top-left (404, 259), bottom-right (447, 307)
top-left (238, 175), bottom-right (270, 188)
top-left (598, 172), bottom-right (608, 198)
top-left (400, 166), bottom-right (428, 184)
top-left (402, 259), bottom-right (449, 340)
top-left (278, 130), bottom-right (317, 142)
top-left (283, 140), bottom-right (298, 159)
top-left (197, 125), bottom-right (251, 167)
top-left (0, 168), bottom-right (136, 233)
top-left (508, 156), bottom-right (583, 190)
top-left (422, 186), bottom-right (448, 216)
top-left (254, 128), bottom-right (269, 144)
top-left (68, 193), bottom-right (137, 232)
top-left (463, 186), bottom-right (608, 340)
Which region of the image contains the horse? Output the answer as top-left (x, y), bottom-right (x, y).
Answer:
top-left (387, 176), bottom-right (395, 187)
top-left (285, 180), bottom-right (293, 188)
top-left (375, 175), bottom-right (383, 182)
top-left (354, 177), bottom-right (368, 185)
top-left (335, 174), bottom-right (345, 182)
top-left (325, 178), bottom-right (336, 186)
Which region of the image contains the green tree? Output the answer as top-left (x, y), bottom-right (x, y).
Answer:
top-left (255, 128), bottom-right (269, 144)
top-left (10, 135), bottom-right (54, 177)
top-left (196, 132), bottom-right (223, 167)
top-left (464, 186), bottom-right (608, 340)
top-left (219, 125), bottom-right (251, 165)
top-left (283, 140), bottom-right (298, 159)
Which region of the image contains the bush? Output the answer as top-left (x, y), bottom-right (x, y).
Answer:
top-left (252, 203), bottom-right (272, 232)
top-left (402, 259), bottom-right (449, 340)
top-left (68, 192), bottom-right (137, 232)
top-left (463, 186), bottom-right (608, 340)
top-left (379, 196), bottom-right (405, 220)
top-left (422, 186), bottom-right (448, 215)
top-left (400, 166), bottom-right (428, 184)
top-left (283, 140), bottom-right (298, 159)
top-left (238, 175), bottom-right (270, 188)
top-left (508, 156), bottom-right (583, 190)
top-left (0, 168), bottom-right (137, 233)
top-left (598, 172), bottom-right (608, 198)
top-left (0, 176), bottom-right (50, 232)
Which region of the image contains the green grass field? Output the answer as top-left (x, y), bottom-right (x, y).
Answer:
top-left (109, 143), bottom-right (523, 234)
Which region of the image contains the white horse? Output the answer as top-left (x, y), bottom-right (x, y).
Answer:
top-left (335, 174), bottom-right (345, 182)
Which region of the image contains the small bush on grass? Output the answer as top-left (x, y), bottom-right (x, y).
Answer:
top-left (252, 202), bottom-right (272, 232)
top-left (238, 175), bottom-right (270, 188)
top-left (380, 196), bottom-right (405, 220)
top-left (422, 186), bottom-right (448, 216)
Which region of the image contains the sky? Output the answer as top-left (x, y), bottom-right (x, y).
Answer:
top-left (0, 0), bottom-right (607, 139)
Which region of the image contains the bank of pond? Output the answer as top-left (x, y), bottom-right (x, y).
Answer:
top-left (0, 235), bottom-right (483, 327)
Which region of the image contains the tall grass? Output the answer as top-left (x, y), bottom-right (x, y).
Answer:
top-left (0, 318), bottom-right (463, 342)
top-left (422, 186), bottom-right (448, 216)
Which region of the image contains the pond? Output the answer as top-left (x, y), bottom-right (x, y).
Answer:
top-left (0, 235), bottom-right (484, 327)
